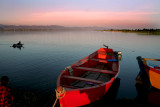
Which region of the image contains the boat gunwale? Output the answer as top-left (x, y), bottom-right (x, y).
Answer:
top-left (57, 64), bottom-right (120, 91)
top-left (143, 58), bottom-right (160, 74)
top-left (144, 64), bottom-right (160, 74)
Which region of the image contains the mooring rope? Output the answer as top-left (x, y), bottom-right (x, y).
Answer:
top-left (53, 86), bottom-right (66, 107)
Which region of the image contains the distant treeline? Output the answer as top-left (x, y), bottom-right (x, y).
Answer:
top-left (0, 24), bottom-right (105, 31)
top-left (103, 28), bottom-right (160, 35)
top-left (0, 24), bottom-right (66, 31)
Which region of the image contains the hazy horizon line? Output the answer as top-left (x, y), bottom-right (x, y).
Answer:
top-left (1, 24), bottom-right (160, 30)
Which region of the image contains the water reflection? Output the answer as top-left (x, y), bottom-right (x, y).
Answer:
top-left (11, 45), bottom-right (24, 50)
top-left (136, 56), bottom-right (160, 106)
top-left (147, 88), bottom-right (160, 106)
top-left (135, 82), bottom-right (160, 106)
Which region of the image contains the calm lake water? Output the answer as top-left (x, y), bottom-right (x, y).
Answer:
top-left (0, 31), bottom-right (160, 100)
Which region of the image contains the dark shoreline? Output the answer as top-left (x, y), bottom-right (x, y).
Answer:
top-left (0, 24), bottom-right (104, 31)
top-left (10, 78), bottom-right (159, 107)
top-left (1, 24), bottom-right (160, 35)
top-left (10, 88), bottom-right (156, 107)
top-left (101, 29), bottom-right (160, 35)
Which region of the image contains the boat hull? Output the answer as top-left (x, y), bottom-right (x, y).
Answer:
top-left (145, 65), bottom-right (160, 89)
top-left (58, 78), bottom-right (114, 107)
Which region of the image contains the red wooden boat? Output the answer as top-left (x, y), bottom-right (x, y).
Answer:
top-left (56, 47), bottom-right (121, 107)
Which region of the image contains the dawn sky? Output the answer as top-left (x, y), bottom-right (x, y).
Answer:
top-left (0, 0), bottom-right (160, 29)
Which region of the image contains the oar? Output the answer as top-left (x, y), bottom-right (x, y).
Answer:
top-left (143, 58), bottom-right (160, 61)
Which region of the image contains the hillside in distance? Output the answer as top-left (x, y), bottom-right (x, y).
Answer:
top-left (0, 24), bottom-right (106, 31)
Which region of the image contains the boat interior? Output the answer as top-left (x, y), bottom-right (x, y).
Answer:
top-left (59, 49), bottom-right (119, 89)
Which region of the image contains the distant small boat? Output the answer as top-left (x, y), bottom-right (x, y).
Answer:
top-left (55, 47), bottom-right (121, 107)
top-left (12, 44), bottom-right (23, 48)
top-left (137, 56), bottom-right (160, 89)
top-left (11, 41), bottom-right (24, 48)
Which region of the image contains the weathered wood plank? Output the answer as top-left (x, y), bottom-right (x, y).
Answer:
top-left (89, 58), bottom-right (108, 63)
top-left (63, 75), bottom-right (104, 84)
top-left (73, 66), bottom-right (116, 74)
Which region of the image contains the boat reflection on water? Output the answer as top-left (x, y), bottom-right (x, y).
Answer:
top-left (147, 87), bottom-right (160, 106)
top-left (135, 81), bottom-right (160, 106)
top-left (12, 45), bottom-right (24, 50)
top-left (84, 78), bottom-right (120, 107)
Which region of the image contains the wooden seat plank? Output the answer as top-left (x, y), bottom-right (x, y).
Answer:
top-left (73, 66), bottom-right (116, 74)
top-left (89, 58), bottom-right (108, 63)
top-left (63, 75), bottom-right (104, 84)
top-left (61, 85), bottom-right (78, 89)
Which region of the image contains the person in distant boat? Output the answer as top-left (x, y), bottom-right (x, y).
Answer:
top-left (17, 41), bottom-right (21, 45)
top-left (0, 76), bottom-right (14, 107)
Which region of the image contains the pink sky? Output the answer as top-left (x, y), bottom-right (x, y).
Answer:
top-left (1, 0), bottom-right (160, 29)
top-left (3, 10), bottom-right (158, 29)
